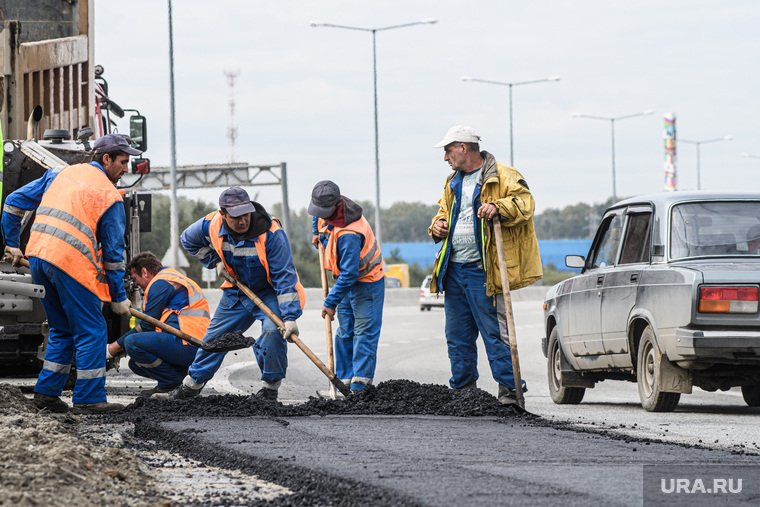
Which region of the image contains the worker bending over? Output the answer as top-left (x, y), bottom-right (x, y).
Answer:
top-left (159, 187), bottom-right (304, 401)
top-left (310, 180), bottom-right (384, 394)
top-left (1, 134), bottom-right (141, 414)
top-left (107, 252), bottom-right (210, 397)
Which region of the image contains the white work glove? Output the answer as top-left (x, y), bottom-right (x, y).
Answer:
top-left (216, 262), bottom-right (232, 281)
top-left (5, 246), bottom-right (24, 267)
top-left (111, 299), bottom-right (132, 316)
top-left (282, 320), bottom-right (299, 343)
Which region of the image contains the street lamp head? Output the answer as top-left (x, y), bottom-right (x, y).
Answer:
top-left (548, 76), bottom-right (561, 81)
top-left (461, 75), bottom-right (473, 82)
top-left (724, 135), bottom-right (734, 141)
top-left (420, 18), bottom-right (438, 24)
top-left (570, 112), bottom-right (581, 118)
top-left (642, 109), bottom-right (654, 115)
top-left (310, 21), bottom-right (324, 27)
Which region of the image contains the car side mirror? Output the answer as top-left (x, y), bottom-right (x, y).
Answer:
top-left (565, 255), bottom-right (586, 269)
top-left (129, 114), bottom-right (148, 153)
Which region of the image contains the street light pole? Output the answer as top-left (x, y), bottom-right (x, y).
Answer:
top-left (571, 110), bottom-right (654, 202)
top-left (311, 18), bottom-right (437, 246)
top-left (167, 0), bottom-right (179, 269)
top-left (461, 75), bottom-right (560, 166)
top-left (681, 136), bottom-right (733, 190)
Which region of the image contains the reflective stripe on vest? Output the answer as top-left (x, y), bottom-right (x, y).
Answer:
top-left (319, 216), bottom-right (384, 283)
top-left (206, 211), bottom-right (305, 309)
top-left (26, 164), bottom-right (123, 300)
top-left (144, 267), bottom-right (211, 344)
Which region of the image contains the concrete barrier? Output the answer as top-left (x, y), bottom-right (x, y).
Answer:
top-left (201, 284), bottom-right (549, 311)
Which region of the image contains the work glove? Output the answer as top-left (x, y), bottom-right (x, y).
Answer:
top-left (5, 246), bottom-right (24, 267)
top-left (111, 299), bottom-right (132, 317)
top-left (106, 344), bottom-right (125, 372)
top-left (216, 262), bottom-right (233, 282)
top-left (281, 320), bottom-right (299, 343)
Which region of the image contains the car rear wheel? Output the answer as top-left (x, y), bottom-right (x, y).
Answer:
top-left (547, 327), bottom-right (585, 404)
top-left (637, 326), bottom-right (680, 412)
top-left (741, 385), bottom-right (760, 406)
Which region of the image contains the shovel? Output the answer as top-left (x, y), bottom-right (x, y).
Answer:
top-left (318, 244), bottom-right (338, 399)
top-left (128, 308), bottom-right (253, 353)
top-left (3, 250), bottom-right (250, 353)
top-left (491, 215), bottom-right (526, 411)
top-left (221, 272), bottom-right (352, 397)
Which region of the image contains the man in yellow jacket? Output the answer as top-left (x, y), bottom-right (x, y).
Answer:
top-left (429, 125), bottom-right (542, 405)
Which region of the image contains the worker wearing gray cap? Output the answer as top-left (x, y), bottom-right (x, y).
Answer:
top-left (1, 133), bottom-right (141, 414)
top-left (429, 125), bottom-right (542, 405)
top-left (309, 180), bottom-right (384, 394)
top-left (159, 187), bottom-right (305, 402)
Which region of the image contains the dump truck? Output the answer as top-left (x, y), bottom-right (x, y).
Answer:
top-left (0, 0), bottom-right (151, 376)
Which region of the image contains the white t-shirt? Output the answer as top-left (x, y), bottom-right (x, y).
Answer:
top-left (450, 168), bottom-right (482, 263)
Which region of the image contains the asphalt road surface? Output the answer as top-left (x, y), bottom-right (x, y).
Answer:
top-left (12, 287), bottom-right (757, 505)
top-left (129, 287), bottom-right (760, 506)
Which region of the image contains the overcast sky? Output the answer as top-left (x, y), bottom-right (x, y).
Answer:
top-left (94, 1), bottom-right (760, 216)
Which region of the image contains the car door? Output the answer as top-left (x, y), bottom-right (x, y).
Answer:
top-left (601, 207), bottom-right (652, 365)
top-left (566, 210), bottom-right (625, 361)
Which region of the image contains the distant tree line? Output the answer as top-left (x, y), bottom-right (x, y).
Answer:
top-left (140, 194), bottom-right (613, 288)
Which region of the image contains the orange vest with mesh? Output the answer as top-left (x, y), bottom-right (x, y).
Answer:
top-left (318, 216), bottom-right (384, 282)
top-left (205, 211), bottom-right (305, 307)
top-left (144, 267), bottom-right (211, 344)
top-left (26, 164), bottom-right (123, 301)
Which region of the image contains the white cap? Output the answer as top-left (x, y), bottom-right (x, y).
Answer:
top-left (433, 125), bottom-right (482, 148)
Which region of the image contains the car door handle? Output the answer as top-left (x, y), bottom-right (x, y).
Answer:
top-left (596, 276), bottom-right (604, 287)
top-left (630, 273), bottom-right (638, 283)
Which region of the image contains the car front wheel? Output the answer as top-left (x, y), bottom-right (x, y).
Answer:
top-left (637, 326), bottom-right (680, 412)
top-left (547, 327), bottom-right (585, 404)
top-left (741, 385), bottom-right (760, 407)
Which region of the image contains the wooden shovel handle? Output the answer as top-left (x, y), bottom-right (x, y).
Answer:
top-left (129, 308), bottom-right (207, 349)
top-left (225, 274), bottom-right (351, 397)
top-left (318, 245), bottom-right (336, 375)
top-left (492, 215), bottom-right (525, 408)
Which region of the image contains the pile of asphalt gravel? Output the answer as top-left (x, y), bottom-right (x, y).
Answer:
top-left (113, 379), bottom-right (525, 421)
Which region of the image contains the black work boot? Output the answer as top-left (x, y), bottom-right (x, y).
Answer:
top-left (498, 383), bottom-right (527, 406)
top-left (255, 387), bottom-right (278, 401)
top-left (153, 376), bottom-right (205, 400)
top-left (72, 401), bottom-right (124, 415)
top-left (34, 393), bottom-right (69, 413)
top-left (139, 384), bottom-right (180, 397)
top-left (454, 381), bottom-right (478, 391)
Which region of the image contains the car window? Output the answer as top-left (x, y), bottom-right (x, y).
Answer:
top-left (591, 213), bottom-right (624, 268)
top-left (620, 212), bottom-right (652, 264)
top-left (670, 201), bottom-right (760, 259)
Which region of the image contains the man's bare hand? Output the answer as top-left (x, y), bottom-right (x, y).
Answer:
top-left (321, 306), bottom-right (336, 321)
top-left (432, 220), bottom-right (449, 239)
top-left (478, 203), bottom-right (499, 220)
top-left (312, 235), bottom-right (320, 249)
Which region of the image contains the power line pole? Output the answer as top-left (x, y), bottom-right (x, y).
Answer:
top-left (224, 70), bottom-right (239, 163)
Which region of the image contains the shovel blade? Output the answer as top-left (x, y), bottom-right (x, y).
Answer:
top-left (201, 332), bottom-right (255, 353)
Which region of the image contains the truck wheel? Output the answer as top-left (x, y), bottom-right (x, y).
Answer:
top-left (741, 385), bottom-right (760, 407)
top-left (547, 327), bottom-right (585, 404)
top-left (637, 326), bottom-right (680, 412)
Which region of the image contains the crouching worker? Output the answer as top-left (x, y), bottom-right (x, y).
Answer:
top-left (106, 252), bottom-right (211, 397)
top-left (309, 180), bottom-right (384, 394)
top-left (158, 187), bottom-right (305, 401)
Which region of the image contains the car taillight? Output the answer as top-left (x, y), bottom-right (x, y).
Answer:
top-left (698, 286), bottom-right (759, 314)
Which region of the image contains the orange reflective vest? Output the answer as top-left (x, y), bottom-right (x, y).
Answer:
top-left (205, 211), bottom-right (305, 307)
top-left (144, 267), bottom-right (211, 343)
top-left (318, 216), bottom-right (384, 283)
top-left (26, 164), bottom-right (123, 301)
